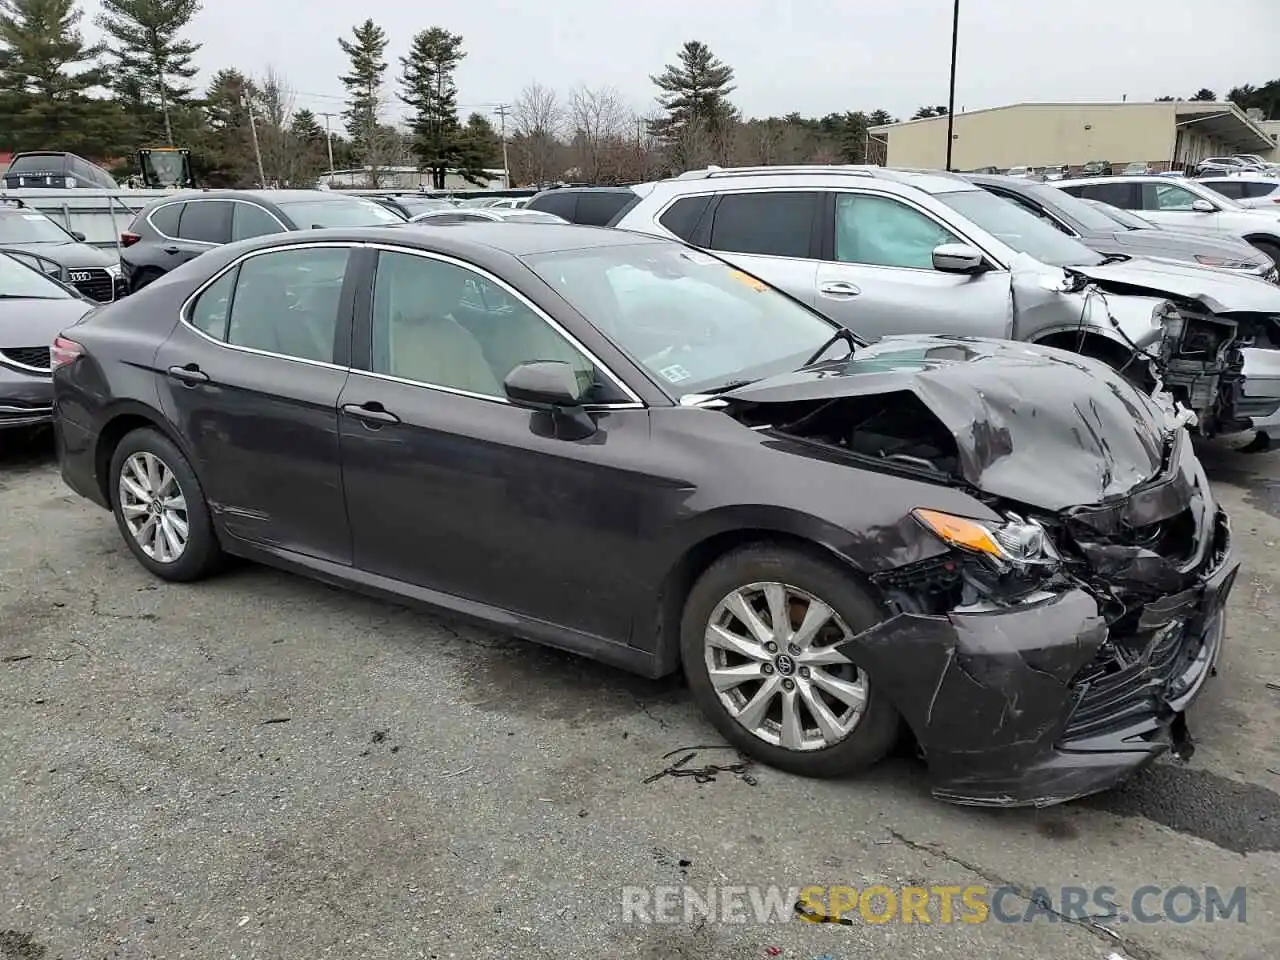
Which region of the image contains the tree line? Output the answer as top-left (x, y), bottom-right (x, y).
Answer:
top-left (2, 1), bottom-right (1277, 189)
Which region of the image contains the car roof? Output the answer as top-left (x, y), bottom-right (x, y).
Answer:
top-left (642, 164), bottom-right (980, 197)
top-left (1199, 175), bottom-right (1278, 183)
top-left (260, 222), bottom-right (666, 257)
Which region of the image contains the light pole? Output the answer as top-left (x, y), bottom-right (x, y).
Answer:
top-left (945, 0), bottom-right (959, 171)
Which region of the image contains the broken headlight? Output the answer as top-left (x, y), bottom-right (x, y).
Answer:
top-left (913, 508), bottom-right (1062, 601)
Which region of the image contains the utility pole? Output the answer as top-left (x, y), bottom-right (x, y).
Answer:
top-left (244, 96), bottom-right (267, 187)
top-left (319, 111), bottom-right (337, 174)
top-left (494, 104), bottom-right (511, 187)
top-left (157, 67), bottom-right (174, 146)
top-left (945, 0), bottom-right (960, 171)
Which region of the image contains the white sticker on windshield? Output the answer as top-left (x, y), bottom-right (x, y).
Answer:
top-left (659, 364), bottom-right (692, 384)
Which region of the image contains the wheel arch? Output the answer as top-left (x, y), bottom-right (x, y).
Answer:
top-left (642, 509), bottom-right (887, 678)
top-left (1243, 235), bottom-right (1280, 258)
top-left (93, 401), bottom-right (201, 506)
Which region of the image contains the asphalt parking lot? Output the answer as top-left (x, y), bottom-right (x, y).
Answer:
top-left (1, 431), bottom-right (1278, 960)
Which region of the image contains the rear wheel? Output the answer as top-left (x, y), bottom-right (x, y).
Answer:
top-left (109, 428), bottom-right (223, 582)
top-left (679, 544), bottom-right (899, 778)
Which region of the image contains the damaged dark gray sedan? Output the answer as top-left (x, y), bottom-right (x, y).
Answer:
top-left (52, 224), bottom-right (1237, 808)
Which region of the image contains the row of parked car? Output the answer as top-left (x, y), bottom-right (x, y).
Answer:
top-left (0, 163), bottom-right (1257, 807)
top-left (987, 154), bottom-right (1280, 180)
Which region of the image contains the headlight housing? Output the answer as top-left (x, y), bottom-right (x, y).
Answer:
top-left (104, 262), bottom-right (122, 277)
top-left (1193, 254), bottom-right (1258, 271)
top-left (913, 508), bottom-right (1064, 605)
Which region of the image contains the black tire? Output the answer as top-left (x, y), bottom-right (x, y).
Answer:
top-left (1250, 240), bottom-right (1280, 273)
top-left (679, 543), bottom-right (900, 779)
top-left (129, 267), bottom-right (162, 295)
top-left (108, 427), bottom-right (223, 582)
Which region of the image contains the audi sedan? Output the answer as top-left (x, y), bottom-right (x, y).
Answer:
top-left (51, 224), bottom-right (1236, 807)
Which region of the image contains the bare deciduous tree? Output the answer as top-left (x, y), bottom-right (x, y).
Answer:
top-left (511, 81), bottom-right (564, 186)
top-left (254, 66), bottom-right (297, 185)
top-left (568, 85), bottom-right (629, 184)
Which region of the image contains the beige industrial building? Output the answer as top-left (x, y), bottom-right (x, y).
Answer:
top-left (869, 101), bottom-right (1279, 172)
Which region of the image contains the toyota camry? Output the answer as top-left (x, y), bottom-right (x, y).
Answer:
top-left (51, 223), bottom-right (1237, 807)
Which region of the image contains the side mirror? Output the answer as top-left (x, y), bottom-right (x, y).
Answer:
top-left (1191, 199), bottom-right (1216, 213)
top-left (503, 360), bottom-right (588, 409)
top-left (71, 231), bottom-right (86, 241)
top-left (932, 243), bottom-right (985, 274)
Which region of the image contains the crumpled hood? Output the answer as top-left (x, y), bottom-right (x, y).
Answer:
top-left (0, 296), bottom-right (95, 349)
top-left (723, 335), bottom-right (1172, 511)
top-left (1069, 256), bottom-right (1280, 313)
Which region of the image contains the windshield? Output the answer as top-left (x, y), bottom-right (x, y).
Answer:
top-left (0, 210), bottom-right (75, 244)
top-left (0, 251), bottom-right (74, 298)
top-left (1016, 181), bottom-right (1129, 233)
top-left (141, 151), bottom-right (190, 187)
top-left (1083, 199), bottom-right (1155, 231)
top-left (524, 242), bottom-right (841, 394)
top-left (936, 189), bottom-right (1103, 267)
top-left (276, 197), bottom-right (405, 227)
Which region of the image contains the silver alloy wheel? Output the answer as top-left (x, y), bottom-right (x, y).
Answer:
top-left (704, 581), bottom-right (868, 751)
top-left (118, 451), bottom-right (189, 563)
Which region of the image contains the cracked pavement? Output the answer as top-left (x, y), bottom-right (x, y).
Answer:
top-left (1, 434), bottom-right (1278, 960)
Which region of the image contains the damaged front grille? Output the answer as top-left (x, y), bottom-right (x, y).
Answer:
top-left (1059, 508), bottom-right (1231, 744)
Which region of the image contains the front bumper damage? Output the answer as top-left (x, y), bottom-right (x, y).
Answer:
top-left (838, 435), bottom-right (1238, 808)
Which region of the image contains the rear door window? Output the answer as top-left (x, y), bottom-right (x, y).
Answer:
top-left (177, 201), bottom-right (232, 244)
top-left (706, 191), bottom-right (820, 259)
top-left (1202, 180), bottom-right (1244, 200)
top-left (1242, 181), bottom-right (1279, 199)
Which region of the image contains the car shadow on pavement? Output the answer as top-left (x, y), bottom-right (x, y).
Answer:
top-left (0, 425), bottom-right (55, 474)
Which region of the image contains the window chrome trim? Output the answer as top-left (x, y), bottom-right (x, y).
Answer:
top-left (175, 239), bottom-right (647, 408)
top-left (363, 242), bottom-right (646, 408)
top-left (177, 239), bottom-right (358, 371)
top-left (148, 197), bottom-right (290, 247)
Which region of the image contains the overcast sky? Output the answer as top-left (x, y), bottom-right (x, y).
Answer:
top-left (81, 0), bottom-right (1280, 126)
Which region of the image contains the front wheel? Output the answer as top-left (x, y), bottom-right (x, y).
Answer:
top-left (679, 544), bottom-right (900, 778)
top-left (109, 428), bottom-right (223, 582)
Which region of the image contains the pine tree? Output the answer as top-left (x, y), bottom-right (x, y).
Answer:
top-left (95, 0), bottom-right (202, 146)
top-left (398, 27), bottom-right (487, 188)
top-left (337, 18), bottom-right (389, 161)
top-left (0, 0), bottom-right (116, 156)
top-left (649, 40), bottom-right (738, 163)
top-left (290, 108), bottom-right (325, 143)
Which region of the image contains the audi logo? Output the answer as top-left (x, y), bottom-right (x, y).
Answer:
top-left (68, 270), bottom-right (93, 283)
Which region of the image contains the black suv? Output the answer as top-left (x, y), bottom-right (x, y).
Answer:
top-left (523, 186), bottom-right (640, 225)
top-left (119, 189), bottom-right (406, 292)
top-left (0, 201), bottom-right (125, 302)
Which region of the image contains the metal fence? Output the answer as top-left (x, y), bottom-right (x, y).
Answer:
top-left (0, 188), bottom-right (172, 254)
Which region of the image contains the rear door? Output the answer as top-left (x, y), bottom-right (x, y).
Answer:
top-left (171, 199), bottom-right (233, 265)
top-left (153, 241), bottom-right (358, 563)
top-left (687, 190), bottom-right (823, 306)
top-left (814, 190), bottom-right (1012, 340)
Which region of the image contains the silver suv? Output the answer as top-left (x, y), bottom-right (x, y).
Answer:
top-left (613, 165), bottom-right (1280, 443)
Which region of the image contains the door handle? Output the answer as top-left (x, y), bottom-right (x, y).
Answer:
top-left (341, 402), bottom-right (400, 425)
top-left (167, 363), bottom-right (209, 385)
top-left (818, 280), bottom-right (861, 298)
top-left (162, 245), bottom-right (180, 255)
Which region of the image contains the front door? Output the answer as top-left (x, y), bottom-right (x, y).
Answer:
top-left (338, 247), bottom-right (652, 641)
top-left (1135, 180), bottom-right (1225, 235)
top-left (154, 242), bottom-right (357, 563)
top-left (815, 191), bottom-right (1013, 341)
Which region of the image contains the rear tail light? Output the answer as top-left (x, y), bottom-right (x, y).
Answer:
top-left (120, 231), bottom-right (141, 247)
top-left (51, 336), bottom-right (84, 369)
